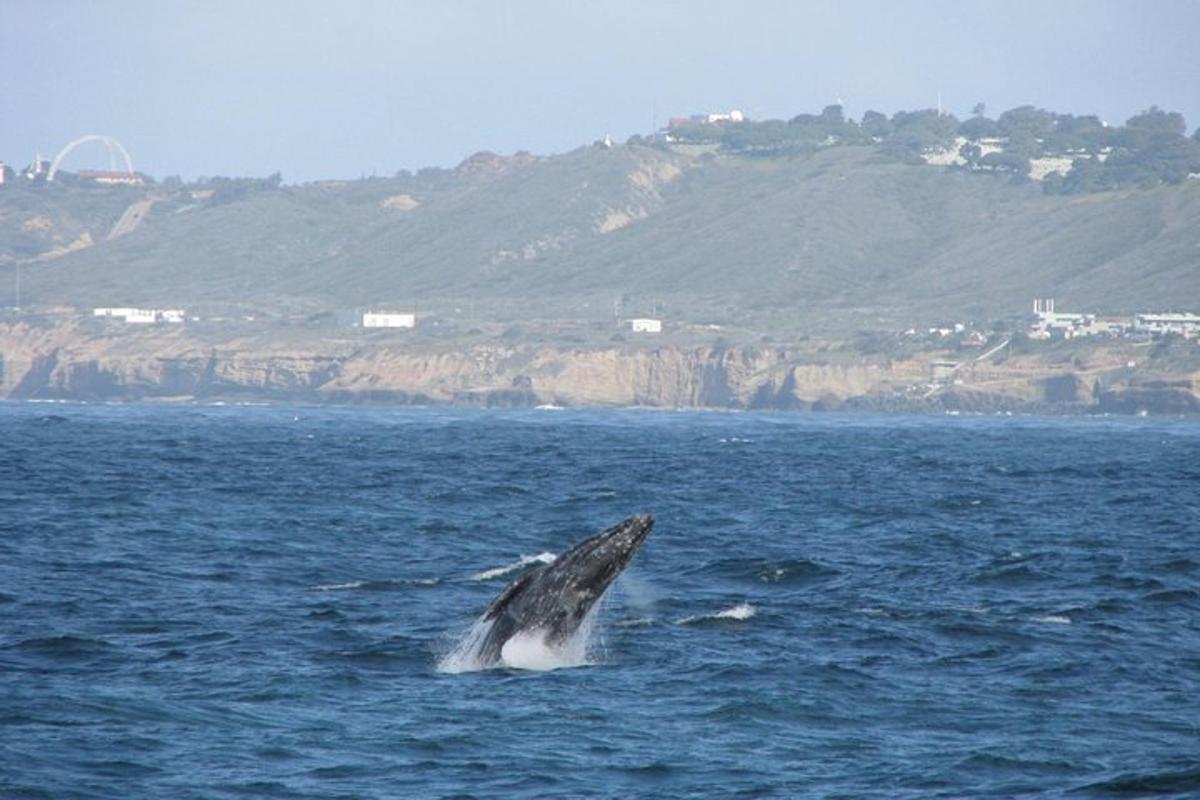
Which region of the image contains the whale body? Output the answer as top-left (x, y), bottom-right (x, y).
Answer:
top-left (473, 513), bottom-right (653, 667)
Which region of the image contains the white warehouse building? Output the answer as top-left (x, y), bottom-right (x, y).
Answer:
top-left (362, 312), bottom-right (416, 328)
top-left (93, 307), bottom-right (185, 324)
top-left (629, 318), bottom-right (663, 333)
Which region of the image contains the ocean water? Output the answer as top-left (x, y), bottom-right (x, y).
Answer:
top-left (2, 403), bottom-right (1198, 799)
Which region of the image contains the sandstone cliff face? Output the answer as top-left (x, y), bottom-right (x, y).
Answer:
top-left (2, 322), bottom-right (1196, 414)
top-left (0, 323), bottom-right (909, 409)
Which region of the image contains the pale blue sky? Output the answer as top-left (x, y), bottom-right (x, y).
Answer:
top-left (3, 0), bottom-right (1197, 182)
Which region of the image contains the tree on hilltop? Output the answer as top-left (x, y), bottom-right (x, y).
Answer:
top-left (860, 110), bottom-right (892, 139)
top-left (997, 105), bottom-right (1056, 139)
top-left (1126, 106), bottom-right (1187, 136)
top-left (959, 116), bottom-right (999, 139)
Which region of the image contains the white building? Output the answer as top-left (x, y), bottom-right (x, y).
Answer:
top-left (629, 318), bottom-right (662, 333)
top-left (1135, 313), bottom-right (1200, 338)
top-left (705, 110), bottom-right (745, 124)
top-left (94, 307), bottom-right (139, 319)
top-left (362, 312), bottom-right (416, 328)
top-left (93, 307), bottom-right (185, 324)
top-left (124, 309), bottom-right (159, 324)
top-left (1030, 298), bottom-right (1092, 338)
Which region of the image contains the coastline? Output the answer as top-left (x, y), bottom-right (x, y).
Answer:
top-left (3, 320), bottom-right (1197, 417)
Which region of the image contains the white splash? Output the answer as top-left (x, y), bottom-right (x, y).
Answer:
top-left (469, 552), bottom-right (557, 582)
top-left (1033, 615), bottom-right (1072, 625)
top-left (312, 580), bottom-right (366, 591)
top-left (715, 602), bottom-right (756, 620)
top-left (437, 602), bottom-right (600, 674)
top-left (678, 602), bottom-right (757, 625)
top-left (499, 625), bottom-right (591, 671)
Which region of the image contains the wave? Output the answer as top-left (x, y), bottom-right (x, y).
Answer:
top-left (1076, 765), bottom-right (1200, 796)
top-left (470, 552), bottom-right (557, 582)
top-left (694, 557), bottom-right (838, 585)
top-left (1144, 588), bottom-right (1200, 604)
top-left (678, 602), bottom-right (756, 625)
top-left (310, 577), bottom-right (439, 592)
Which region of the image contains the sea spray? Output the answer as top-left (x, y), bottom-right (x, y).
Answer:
top-left (437, 602), bottom-right (602, 673)
top-left (469, 552), bottom-right (557, 582)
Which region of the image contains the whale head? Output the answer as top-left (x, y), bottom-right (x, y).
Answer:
top-left (549, 513), bottom-right (653, 601)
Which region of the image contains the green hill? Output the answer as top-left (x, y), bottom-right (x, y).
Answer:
top-left (4, 142), bottom-right (1199, 338)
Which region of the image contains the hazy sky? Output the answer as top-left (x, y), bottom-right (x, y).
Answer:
top-left (3, 0), bottom-right (1197, 182)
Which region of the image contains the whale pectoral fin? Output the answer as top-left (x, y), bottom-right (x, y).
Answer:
top-left (482, 566), bottom-right (544, 621)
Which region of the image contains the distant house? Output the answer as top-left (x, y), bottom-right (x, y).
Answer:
top-left (1135, 313), bottom-right (1200, 338)
top-left (629, 318), bottom-right (662, 333)
top-left (0, 161), bottom-right (11, 185)
top-left (93, 307), bottom-right (185, 324)
top-left (667, 110), bottom-right (745, 127)
top-left (705, 110), bottom-right (745, 124)
top-left (362, 312), bottom-right (416, 329)
top-left (1029, 298), bottom-right (1091, 339)
top-left (94, 307), bottom-right (138, 319)
top-left (77, 170), bottom-right (146, 186)
top-left (124, 309), bottom-right (159, 324)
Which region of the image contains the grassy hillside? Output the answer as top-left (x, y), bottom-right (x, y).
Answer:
top-left (4, 143), bottom-right (1199, 337)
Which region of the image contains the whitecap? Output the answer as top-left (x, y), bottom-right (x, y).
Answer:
top-left (715, 602), bottom-right (756, 620)
top-left (310, 577), bottom-right (439, 591)
top-left (678, 602), bottom-right (757, 625)
top-left (312, 580), bottom-right (366, 591)
top-left (1033, 615), bottom-right (1071, 625)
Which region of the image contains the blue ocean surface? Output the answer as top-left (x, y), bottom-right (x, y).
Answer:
top-left (2, 403), bottom-right (1198, 799)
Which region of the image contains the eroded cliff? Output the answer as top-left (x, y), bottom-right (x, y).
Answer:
top-left (1, 321), bottom-right (1196, 415)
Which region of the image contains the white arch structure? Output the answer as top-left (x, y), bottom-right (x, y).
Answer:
top-left (47, 135), bottom-right (135, 181)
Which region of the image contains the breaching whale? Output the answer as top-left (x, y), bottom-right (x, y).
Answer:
top-left (471, 513), bottom-right (654, 667)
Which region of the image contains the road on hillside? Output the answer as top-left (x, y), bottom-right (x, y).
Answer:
top-left (107, 197), bottom-right (157, 240)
